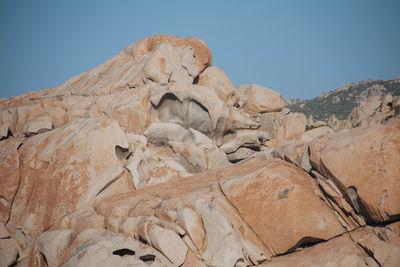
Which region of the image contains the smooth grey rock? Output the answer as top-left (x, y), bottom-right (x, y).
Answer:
top-left (300, 126), bottom-right (334, 142)
top-left (150, 225), bottom-right (188, 266)
top-left (0, 109), bottom-right (13, 139)
top-left (67, 231), bottom-right (173, 267)
top-left (145, 122), bottom-right (194, 145)
top-left (157, 220), bottom-right (186, 236)
top-left (241, 238), bottom-right (269, 265)
top-left (38, 230), bottom-right (74, 267)
top-left (220, 130), bottom-right (270, 154)
top-left (0, 238), bottom-right (19, 267)
top-left (199, 202), bottom-right (246, 267)
top-left (261, 112), bottom-right (306, 141)
top-left (177, 207), bottom-right (205, 250)
top-left (119, 216), bottom-right (139, 237)
top-left (226, 147), bottom-right (257, 162)
top-left (126, 147), bottom-right (151, 189)
top-left (0, 223), bottom-right (10, 239)
top-left (253, 148), bottom-right (274, 160)
top-left (169, 140), bottom-right (230, 172)
top-left (23, 115), bottom-right (53, 136)
top-left (181, 46), bottom-right (199, 78)
top-left (143, 43), bottom-right (181, 85)
top-left (170, 65), bottom-right (193, 84)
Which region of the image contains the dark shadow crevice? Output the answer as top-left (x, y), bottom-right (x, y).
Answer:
top-left (115, 145), bottom-right (131, 161)
top-left (112, 248), bottom-right (135, 257)
top-left (139, 254), bottom-right (156, 262)
top-left (285, 236), bottom-right (325, 254)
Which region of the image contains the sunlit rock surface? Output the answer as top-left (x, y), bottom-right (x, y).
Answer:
top-left (0, 34), bottom-right (399, 266)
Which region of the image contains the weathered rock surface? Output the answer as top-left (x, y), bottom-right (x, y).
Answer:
top-left (349, 226), bottom-right (400, 267)
top-left (150, 224), bottom-right (188, 265)
top-left (260, 234), bottom-right (378, 267)
top-left (238, 84), bottom-right (283, 114)
top-left (0, 138), bottom-right (22, 224)
top-left (23, 115), bottom-right (53, 136)
top-left (261, 110), bottom-right (307, 143)
top-left (220, 159), bottom-right (345, 255)
top-left (37, 230), bottom-right (74, 267)
top-left (0, 238), bottom-right (20, 267)
top-left (310, 119), bottom-right (400, 223)
top-left (8, 118), bottom-right (130, 236)
top-left (1, 34), bottom-right (399, 266)
top-left (197, 66), bottom-right (238, 105)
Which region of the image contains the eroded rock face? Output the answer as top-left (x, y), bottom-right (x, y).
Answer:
top-left (0, 138), bottom-right (22, 224)
top-left (261, 111), bottom-right (307, 143)
top-left (310, 119), bottom-right (400, 223)
top-left (197, 66), bottom-right (238, 105)
top-left (8, 118), bottom-right (129, 236)
top-left (259, 234), bottom-right (377, 267)
top-left (220, 159), bottom-right (345, 254)
top-left (1, 34), bottom-right (399, 266)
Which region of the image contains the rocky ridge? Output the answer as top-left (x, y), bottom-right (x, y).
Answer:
top-left (285, 77), bottom-right (400, 121)
top-left (0, 34), bottom-right (399, 267)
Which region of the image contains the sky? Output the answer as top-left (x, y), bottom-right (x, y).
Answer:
top-left (1, 0), bottom-right (399, 100)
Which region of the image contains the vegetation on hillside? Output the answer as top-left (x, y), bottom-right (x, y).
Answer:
top-left (286, 78), bottom-right (400, 121)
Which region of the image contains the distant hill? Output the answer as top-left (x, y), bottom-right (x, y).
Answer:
top-left (285, 77), bottom-right (400, 121)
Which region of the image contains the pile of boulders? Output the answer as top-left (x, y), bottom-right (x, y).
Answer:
top-left (1, 35), bottom-right (399, 267)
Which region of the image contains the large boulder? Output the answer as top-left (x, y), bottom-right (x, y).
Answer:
top-left (8, 118), bottom-right (130, 236)
top-left (149, 83), bottom-right (257, 142)
top-left (198, 201), bottom-right (246, 267)
top-left (197, 66), bottom-right (238, 105)
top-left (220, 158), bottom-right (345, 254)
top-left (261, 111), bottom-right (306, 143)
top-left (310, 119), bottom-right (400, 223)
top-left (143, 43), bottom-right (196, 85)
top-left (23, 115), bottom-right (53, 136)
top-left (238, 84), bottom-right (283, 114)
top-left (150, 224), bottom-right (188, 265)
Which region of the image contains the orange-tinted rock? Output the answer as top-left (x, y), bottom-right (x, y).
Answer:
top-left (0, 108), bottom-right (14, 139)
top-left (312, 119), bottom-right (400, 223)
top-left (8, 118), bottom-right (129, 236)
top-left (261, 112), bottom-right (307, 143)
top-left (0, 138), bottom-right (22, 224)
top-left (2, 34), bottom-right (400, 266)
top-left (272, 140), bottom-right (308, 169)
top-left (173, 36), bottom-right (212, 72)
top-left (197, 66), bottom-right (238, 104)
top-left (23, 115), bottom-right (53, 136)
top-left (1, 98), bottom-right (59, 137)
top-left (259, 234), bottom-right (374, 267)
top-left (43, 34), bottom-right (212, 97)
top-left (238, 84), bottom-right (283, 114)
top-left (220, 158), bottom-right (345, 254)
top-left (349, 226), bottom-right (400, 267)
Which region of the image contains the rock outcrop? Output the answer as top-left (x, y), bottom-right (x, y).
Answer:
top-left (0, 34), bottom-right (399, 266)
top-left (285, 77), bottom-right (400, 121)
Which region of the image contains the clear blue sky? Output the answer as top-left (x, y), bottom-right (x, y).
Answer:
top-left (1, 0), bottom-right (399, 99)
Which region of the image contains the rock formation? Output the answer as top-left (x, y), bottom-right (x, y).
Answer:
top-left (285, 77), bottom-right (400, 121)
top-left (0, 34), bottom-right (399, 267)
